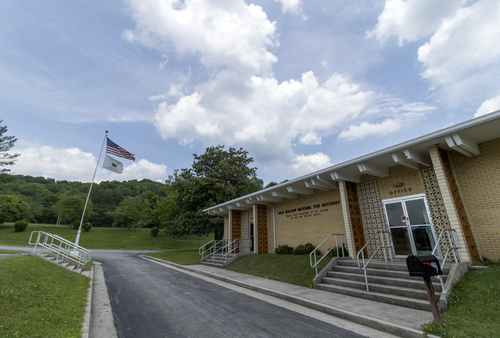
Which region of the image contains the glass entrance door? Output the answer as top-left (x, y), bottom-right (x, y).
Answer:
top-left (382, 195), bottom-right (436, 257)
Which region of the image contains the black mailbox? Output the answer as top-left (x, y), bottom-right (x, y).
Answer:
top-left (406, 255), bottom-right (442, 277)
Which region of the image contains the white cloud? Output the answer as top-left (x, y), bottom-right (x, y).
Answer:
top-left (418, 0), bottom-right (500, 89)
top-left (123, 0), bottom-right (277, 75)
top-left (338, 119), bottom-right (402, 141)
top-left (148, 83), bottom-right (184, 101)
top-left (292, 153), bottom-right (332, 175)
top-left (338, 101), bottom-right (435, 141)
top-left (475, 94), bottom-right (500, 117)
top-left (275, 0), bottom-right (301, 14)
top-left (154, 70), bottom-right (372, 172)
top-left (14, 143), bottom-right (167, 183)
top-left (368, 0), bottom-right (466, 46)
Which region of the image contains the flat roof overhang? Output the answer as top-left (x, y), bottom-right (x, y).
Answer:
top-left (205, 110), bottom-right (500, 216)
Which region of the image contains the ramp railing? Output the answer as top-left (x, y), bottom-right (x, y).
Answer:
top-left (199, 239), bottom-right (242, 264)
top-left (29, 231), bottom-right (92, 273)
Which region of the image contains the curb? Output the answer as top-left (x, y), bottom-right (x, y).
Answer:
top-left (141, 255), bottom-right (439, 338)
top-left (81, 264), bottom-right (94, 338)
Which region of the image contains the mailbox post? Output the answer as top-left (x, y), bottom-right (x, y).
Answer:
top-left (406, 255), bottom-right (443, 327)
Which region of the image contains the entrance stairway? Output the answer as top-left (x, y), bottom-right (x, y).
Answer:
top-left (315, 258), bottom-right (449, 311)
top-left (200, 253), bottom-right (237, 268)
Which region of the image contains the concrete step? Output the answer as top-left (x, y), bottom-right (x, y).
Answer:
top-left (315, 283), bottom-right (432, 311)
top-left (200, 261), bottom-right (224, 268)
top-left (320, 277), bottom-right (438, 301)
top-left (339, 258), bottom-right (452, 274)
top-left (326, 271), bottom-right (443, 291)
top-left (332, 264), bottom-right (448, 282)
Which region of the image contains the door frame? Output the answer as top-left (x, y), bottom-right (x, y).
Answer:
top-left (381, 193), bottom-right (438, 258)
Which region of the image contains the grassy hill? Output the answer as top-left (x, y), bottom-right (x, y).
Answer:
top-left (0, 223), bottom-right (211, 250)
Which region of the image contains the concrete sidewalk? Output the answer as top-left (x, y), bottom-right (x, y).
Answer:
top-left (142, 255), bottom-right (437, 338)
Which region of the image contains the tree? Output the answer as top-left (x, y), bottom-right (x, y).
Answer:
top-left (0, 119), bottom-right (19, 173)
top-left (0, 195), bottom-right (30, 224)
top-left (167, 145), bottom-right (259, 238)
top-left (52, 194), bottom-right (93, 228)
top-left (106, 193), bottom-right (151, 230)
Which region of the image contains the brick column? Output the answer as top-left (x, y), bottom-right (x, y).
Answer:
top-left (339, 180), bottom-right (357, 256)
top-left (428, 145), bottom-right (472, 262)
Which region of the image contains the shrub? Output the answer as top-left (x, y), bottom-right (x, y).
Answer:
top-left (73, 220), bottom-right (81, 230)
top-left (275, 245), bottom-right (294, 255)
top-left (14, 220), bottom-right (29, 232)
top-left (293, 243), bottom-right (316, 255)
top-left (82, 222), bottom-right (92, 232)
top-left (151, 227), bottom-right (159, 237)
top-left (328, 246), bottom-right (349, 257)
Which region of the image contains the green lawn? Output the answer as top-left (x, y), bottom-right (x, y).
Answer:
top-left (0, 250), bottom-right (21, 254)
top-left (226, 254), bottom-right (327, 288)
top-left (0, 223), bottom-right (212, 250)
top-left (423, 263), bottom-right (500, 337)
top-left (0, 255), bottom-right (90, 338)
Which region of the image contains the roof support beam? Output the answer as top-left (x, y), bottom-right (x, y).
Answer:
top-left (392, 152), bottom-right (420, 170)
top-left (330, 171), bottom-right (361, 183)
top-left (403, 148), bottom-right (432, 166)
top-left (271, 191), bottom-right (298, 199)
top-left (287, 185), bottom-right (314, 195)
top-left (256, 194), bottom-right (283, 203)
top-left (357, 162), bottom-right (389, 177)
top-left (447, 133), bottom-right (480, 156)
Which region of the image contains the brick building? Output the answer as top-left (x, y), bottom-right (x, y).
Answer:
top-left (204, 111), bottom-right (500, 262)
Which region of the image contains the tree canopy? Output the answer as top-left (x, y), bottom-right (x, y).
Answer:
top-left (166, 145), bottom-right (261, 238)
top-left (0, 119), bottom-right (19, 173)
top-left (0, 194), bottom-right (30, 224)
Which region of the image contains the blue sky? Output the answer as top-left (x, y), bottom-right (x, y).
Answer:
top-left (2, 0), bottom-right (500, 185)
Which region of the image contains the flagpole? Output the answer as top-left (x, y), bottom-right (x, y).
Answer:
top-left (75, 131), bottom-right (108, 247)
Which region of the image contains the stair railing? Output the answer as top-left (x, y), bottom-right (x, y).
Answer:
top-left (29, 231), bottom-right (92, 273)
top-left (431, 228), bottom-right (462, 293)
top-left (199, 239), bottom-right (226, 261)
top-left (310, 234), bottom-right (346, 277)
top-left (357, 231), bottom-right (394, 291)
top-left (221, 239), bottom-right (240, 264)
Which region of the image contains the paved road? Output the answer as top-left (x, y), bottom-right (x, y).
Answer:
top-left (91, 250), bottom-right (366, 338)
top-left (1, 246), bottom-right (374, 338)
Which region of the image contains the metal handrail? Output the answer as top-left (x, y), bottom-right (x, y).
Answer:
top-left (357, 231), bottom-right (394, 291)
top-left (29, 231), bottom-right (92, 273)
top-left (200, 240), bottom-right (226, 260)
top-left (431, 228), bottom-right (462, 293)
top-left (221, 239), bottom-right (240, 263)
top-left (310, 234), bottom-right (346, 276)
top-left (199, 239), bottom-right (243, 264)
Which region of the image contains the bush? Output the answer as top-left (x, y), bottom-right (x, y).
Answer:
top-left (293, 243), bottom-right (316, 255)
top-left (275, 245), bottom-right (294, 255)
top-left (14, 220), bottom-right (29, 232)
top-left (82, 222), bottom-right (92, 232)
top-left (73, 220), bottom-right (81, 230)
top-left (328, 246), bottom-right (349, 257)
top-left (151, 227), bottom-right (159, 237)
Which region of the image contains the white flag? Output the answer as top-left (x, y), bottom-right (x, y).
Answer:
top-left (103, 154), bottom-right (123, 174)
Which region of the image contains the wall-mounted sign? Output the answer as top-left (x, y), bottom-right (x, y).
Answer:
top-left (277, 200), bottom-right (340, 220)
top-left (389, 187), bottom-right (413, 196)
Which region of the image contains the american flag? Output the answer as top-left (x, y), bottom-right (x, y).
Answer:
top-left (106, 138), bottom-right (135, 161)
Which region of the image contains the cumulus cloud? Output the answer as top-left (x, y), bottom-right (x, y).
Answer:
top-left (475, 94), bottom-right (500, 117)
top-left (418, 0), bottom-right (500, 89)
top-left (368, 0), bottom-right (465, 46)
top-left (154, 70), bottom-right (372, 171)
top-left (14, 143), bottom-right (167, 183)
top-left (292, 153), bottom-right (332, 174)
top-left (123, 0), bottom-right (277, 75)
top-left (275, 0), bottom-right (301, 14)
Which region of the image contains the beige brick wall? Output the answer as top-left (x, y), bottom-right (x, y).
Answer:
top-left (361, 165), bottom-right (425, 200)
top-left (449, 138), bottom-right (500, 261)
top-left (273, 189), bottom-right (345, 249)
